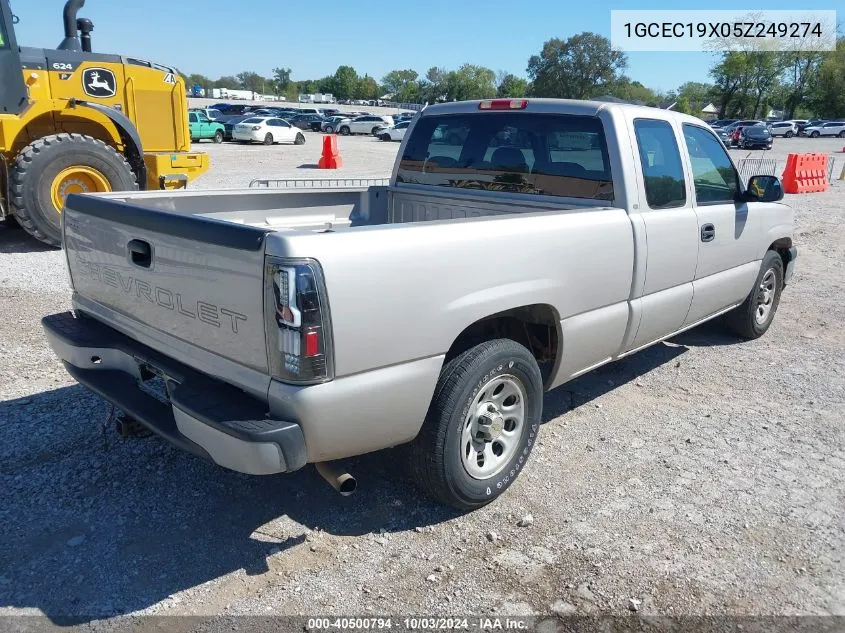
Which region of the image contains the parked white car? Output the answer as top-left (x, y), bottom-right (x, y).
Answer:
top-left (378, 120), bottom-right (411, 141)
top-left (233, 117), bottom-right (307, 145)
top-left (803, 121), bottom-right (845, 138)
top-left (321, 116), bottom-right (351, 133)
top-left (338, 115), bottom-right (394, 135)
top-left (769, 121), bottom-right (797, 137)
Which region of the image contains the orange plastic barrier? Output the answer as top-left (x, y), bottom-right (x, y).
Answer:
top-left (782, 153), bottom-right (828, 194)
top-left (317, 135), bottom-right (343, 169)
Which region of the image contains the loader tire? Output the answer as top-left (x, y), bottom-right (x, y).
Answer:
top-left (10, 133), bottom-right (138, 247)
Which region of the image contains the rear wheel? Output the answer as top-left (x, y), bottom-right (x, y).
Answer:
top-left (213, 130), bottom-right (224, 143)
top-left (339, 126), bottom-right (350, 135)
top-left (838, 130), bottom-right (845, 138)
top-left (811, 131), bottom-right (820, 138)
top-left (263, 133), bottom-right (274, 145)
top-left (10, 133), bottom-right (137, 247)
top-left (325, 125), bottom-right (334, 133)
top-left (784, 130), bottom-right (794, 138)
top-left (294, 133), bottom-right (306, 145)
top-left (408, 339), bottom-right (543, 510)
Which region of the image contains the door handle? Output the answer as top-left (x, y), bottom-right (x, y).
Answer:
top-left (127, 239), bottom-right (152, 268)
top-left (700, 223), bottom-right (715, 242)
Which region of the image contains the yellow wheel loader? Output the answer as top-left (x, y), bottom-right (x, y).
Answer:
top-left (0, 0), bottom-right (208, 246)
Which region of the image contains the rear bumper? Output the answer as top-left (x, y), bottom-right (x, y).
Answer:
top-left (42, 312), bottom-right (307, 475)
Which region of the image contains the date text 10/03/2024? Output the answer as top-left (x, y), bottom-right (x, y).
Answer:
top-left (306, 617), bottom-right (531, 630)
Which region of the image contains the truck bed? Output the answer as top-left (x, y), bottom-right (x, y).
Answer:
top-left (96, 184), bottom-right (606, 232)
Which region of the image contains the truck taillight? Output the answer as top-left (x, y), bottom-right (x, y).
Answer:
top-left (265, 258), bottom-right (334, 384)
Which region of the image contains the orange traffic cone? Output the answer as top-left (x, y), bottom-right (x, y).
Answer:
top-left (318, 135), bottom-right (343, 169)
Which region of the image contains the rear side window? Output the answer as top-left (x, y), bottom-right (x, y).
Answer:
top-left (241, 117), bottom-right (263, 124)
top-left (633, 119), bottom-right (686, 209)
top-left (397, 112), bottom-right (614, 200)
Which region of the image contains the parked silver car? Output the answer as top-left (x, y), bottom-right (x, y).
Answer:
top-left (769, 121), bottom-right (797, 137)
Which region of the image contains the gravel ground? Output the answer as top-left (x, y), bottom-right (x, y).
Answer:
top-left (0, 129), bottom-right (843, 630)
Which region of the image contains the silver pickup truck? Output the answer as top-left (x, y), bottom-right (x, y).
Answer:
top-left (43, 98), bottom-right (797, 509)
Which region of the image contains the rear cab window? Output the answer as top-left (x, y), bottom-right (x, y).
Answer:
top-left (397, 112), bottom-right (614, 200)
top-left (633, 119), bottom-right (686, 209)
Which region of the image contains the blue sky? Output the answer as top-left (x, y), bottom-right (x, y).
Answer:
top-left (11, 0), bottom-right (842, 92)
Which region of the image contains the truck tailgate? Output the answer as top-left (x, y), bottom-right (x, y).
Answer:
top-left (62, 194), bottom-right (270, 373)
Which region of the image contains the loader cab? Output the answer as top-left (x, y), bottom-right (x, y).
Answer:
top-left (0, 0), bottom-right (28, 114)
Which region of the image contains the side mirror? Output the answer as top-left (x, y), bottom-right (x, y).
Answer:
top-left (744, 175), bottom-right (784, 202)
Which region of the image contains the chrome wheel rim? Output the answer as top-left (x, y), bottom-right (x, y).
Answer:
top-left (460, 374), bottom-right (525, 480)
top-left (755, 268), bottom-right (777, 325)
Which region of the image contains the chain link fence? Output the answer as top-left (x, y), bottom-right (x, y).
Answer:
top-left (735, 157), bottom-right (778, 186)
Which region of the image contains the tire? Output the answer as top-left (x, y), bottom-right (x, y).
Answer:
top-left (213, 130), bottom-right (224, 143)
top-left (263, 133), bottom-right (274, 145)
top-left (294, 133), bottom-right (306, 145)
top-left (839, 131), bottom-right (845, 138)
top-left (339, 126), bottom-right (350, 135)
top-left (724, 250), bottom-right (784, 340)
top-left (10, 133), bottom-right (137, 247)
top-left (380, 134), bottom-right (391, 142)
top-left (811, 131), bottom-right (820, 138)
top-left (785, 130), bottom-right (793, 138)
top-left (408, 339), bottom-right (543, 510)
top-left (325, 126), bottom-right (334, 134)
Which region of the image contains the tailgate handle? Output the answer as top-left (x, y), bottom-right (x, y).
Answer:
top-left (127, 239), bottom-right (152, 268)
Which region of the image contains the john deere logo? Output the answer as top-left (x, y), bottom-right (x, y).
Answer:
top-left (82, 68), bottom-right (116, 98)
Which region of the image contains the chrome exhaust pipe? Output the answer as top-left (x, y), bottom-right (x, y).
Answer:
top-left (314, 462), bottom-right (357, 496)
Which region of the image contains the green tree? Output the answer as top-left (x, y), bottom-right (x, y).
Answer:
top-left (710, 53), bottom-right (750, 117)
top-left (272, 67), bottom-right (292, 91)
top-left (676, 81), bottom-right (716, 107)
top-left (295, 79), bottom-right (319, 94)
top-left (527, 32), bottom-right (627, 99)
top-left (496, 73), bottom-right (529, 98)
top-left (443, 64), bottom-right (496, 101)
top-left (315, 76), bottom-right (335, 94)
top-left (675, 96), bottom-right (691, 114)
top-left (355, 74), bottom-right (379, 100)
top-left (780, 49), bottom-right (826, 118)
top-left (214, 75), bottom-right (239, 90)
top-left (382, 69), bottom-right (419, 101)
top-left (606, 77), bottom-right (660, 105)
top-left (187, 73), bottom-right (211, 90)
top-left (332, 65), bottom-right (359, 100)
top-left (809, 38), bottom-right (845, 117)
top-left (236, 71), bottom-right (264, 93)
top-left (421, 66), bottom-right (447, 102)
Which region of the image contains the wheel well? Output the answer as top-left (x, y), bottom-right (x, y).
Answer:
top-left (769, 238), bottom-right (792, 271)
top-left (11, 114), bottom-right (120, 158)
top-left (446, 305), bottom-right (560, 384)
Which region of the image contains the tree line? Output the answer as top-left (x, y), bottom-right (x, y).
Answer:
top-left (187, 32), bottom-right (845, 118)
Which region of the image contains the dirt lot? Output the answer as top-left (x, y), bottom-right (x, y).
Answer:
top-left (0, 125), bottom-right (843, 630)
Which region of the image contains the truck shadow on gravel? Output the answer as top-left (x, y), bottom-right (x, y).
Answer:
top-left (0, 333), bottom-right (734, 622)
top-left (0, 221), bottom-right (57, 253)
